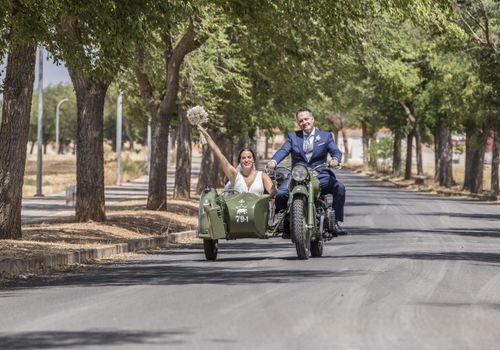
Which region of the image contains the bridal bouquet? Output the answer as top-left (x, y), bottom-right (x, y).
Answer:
top-left (187, 105), bottom-right (209, 144)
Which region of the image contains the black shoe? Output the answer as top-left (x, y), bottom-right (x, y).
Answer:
top-left (334, 223), bottom-right (347, 235)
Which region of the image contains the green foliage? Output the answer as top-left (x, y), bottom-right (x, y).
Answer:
top-left (45, 0), bottom-right (149, 82)
top-left (369, 136), bottom-right (393, 171)
top-left (5, 0), bottom-right (495, 153)
top-left (29, 83), bottom-right (77, 148)
top-left (179, 12), bottom-right (252, 136)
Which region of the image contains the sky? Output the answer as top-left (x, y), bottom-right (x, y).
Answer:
top-left (0, 48), bottom-right (71, 90)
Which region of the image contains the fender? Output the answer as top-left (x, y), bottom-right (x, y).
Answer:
top-left (290, 184), bottom-right (309, 200)
top-left (198, 187), bottom-right (227, 240)
top-left (289, 184), bottom-right (316, 230)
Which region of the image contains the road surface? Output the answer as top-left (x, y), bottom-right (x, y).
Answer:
top-left (3, 170), bottom-right (500, 349)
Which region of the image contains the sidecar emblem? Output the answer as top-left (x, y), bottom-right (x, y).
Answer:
top-left (236, 200), bottom-right (249, 223)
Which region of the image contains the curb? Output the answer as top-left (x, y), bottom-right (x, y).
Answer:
top-left (0, 230), bottom-right (198, 276)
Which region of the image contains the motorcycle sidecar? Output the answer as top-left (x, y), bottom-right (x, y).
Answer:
top-left (198, 187), bottom-right (271, 260)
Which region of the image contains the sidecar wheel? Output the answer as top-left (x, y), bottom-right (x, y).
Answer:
top-left (203, 239), bottom-right (218, 261)
top-left (311, 239), bottom-right (323, 257)
top-left (292, 195), bottom-right (309, 260)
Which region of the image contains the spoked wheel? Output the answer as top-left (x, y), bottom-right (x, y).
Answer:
top-left (310, 239), bottom-right (323, 257)
top-left (291, 195), bottom-right (309, 260)
top-left (203, 239), bottom-right (218, 261)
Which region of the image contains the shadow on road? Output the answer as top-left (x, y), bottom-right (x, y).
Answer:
top-left (2, 242), bottom-right (363, 290)
top-left (414, 212), bottom-right (500, 221)
top-left (348, 226), bottom-right (500, 239)
top-left (329, 251), bottom-right (500, 264)
top-left (0, 330), bottom-right (189, 349)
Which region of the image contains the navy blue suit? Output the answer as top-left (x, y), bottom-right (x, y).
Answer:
top-left (272, 130), bottom-right (346, 221)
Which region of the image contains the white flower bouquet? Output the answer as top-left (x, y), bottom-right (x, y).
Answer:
top-left (187, 105), bottom-right (209, 144)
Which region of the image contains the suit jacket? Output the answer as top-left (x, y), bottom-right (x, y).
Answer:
top-left (272, 129), bottom-right (342, 167)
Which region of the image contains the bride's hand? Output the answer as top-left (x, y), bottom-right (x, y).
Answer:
top-left (197, 125), bottom-right (211, 140)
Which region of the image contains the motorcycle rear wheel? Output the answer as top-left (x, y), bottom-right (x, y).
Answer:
top-left (203, 239), bottom-right (218, 261)
top-left (292, 195), bottom-right (309, 260)
top-left (310, 239), bottom-right (323, 257)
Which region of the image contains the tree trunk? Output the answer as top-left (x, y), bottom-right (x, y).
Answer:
top-left (265, 135), bottom-right (269, 159)
top-left (361, 121), bottom-right (370, 171)
top-left (392, 129), bottom-right (402, 177)
top-left (464, 126), bottom-right (487, 193)
top-left (196, 144), bottom-right (219, 193)
top-left (213, 130), bottom-right (229, 185)
top-left (405, 130), bottom-right (414, 180)
top-left (400, 102), bottom-right (421, 179)
top-left (69, 70), bottom-right (109, 222)
top-left (123, 116), bottom-right (134, 150)
top-left (434, 125), bottom-right (440, 183)
top-left (0, 43), bottom-right (36, 239)
top-left (29, 141), bottom-right (35, 154)
top-left (136, 21), bottom-right (205, 209)
top-left (435, 118), bottom-right (455, 187)
top-left (491, 113), bottom-right (500, 194)
top-left (491, 109), bottom-right (500, 194)
top-left (173, 106), bottom-right (192, 199)
top-left (341, 129), bottom-right (349, 164)
top-left (333, 130), bottom-right (339, 145)
top-left (414, 122), bottom-right (423, 176)
top-left (147, 110), bottom-right (169, 210)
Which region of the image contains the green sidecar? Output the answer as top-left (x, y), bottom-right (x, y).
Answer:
top-left (198, 164), bottom-right (339, 261)
top-left (198, 189), bottom-right (273, 260)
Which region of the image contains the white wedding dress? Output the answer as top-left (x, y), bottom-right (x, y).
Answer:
top-left (232, 171), bottom-right (264, 195)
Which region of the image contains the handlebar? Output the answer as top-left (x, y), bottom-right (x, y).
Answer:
top-left (265, 162), bottom-right (342, 173)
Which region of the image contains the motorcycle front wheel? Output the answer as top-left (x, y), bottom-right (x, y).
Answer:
top-left (291, 195), bottom-right (309, 260)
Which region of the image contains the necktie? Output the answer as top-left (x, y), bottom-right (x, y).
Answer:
top-left (304, 133), bottom-right (313, 161)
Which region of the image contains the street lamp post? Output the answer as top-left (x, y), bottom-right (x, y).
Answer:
top-left (35, 47), bottom-right (44, 197)
top-left (55, 98), bottom-right (69, 155)
top-left (147, 117), bottom-right (151, 176)
top-left (116, 91), bottom-right (123, 185)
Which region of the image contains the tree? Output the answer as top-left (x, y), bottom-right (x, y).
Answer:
top-left (176, 15), bottom-right (253, 196)
top-left (134, 3), bottom-right (210, 209)
top-left (452, 0), bottom-right (499, 193)
top-left (47, 1), bottom-right (145, 221)
top-left (0, 0), bottom-right (41, 239)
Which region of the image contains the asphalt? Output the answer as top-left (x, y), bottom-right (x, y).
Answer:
top-left (1, 169), bottom-right (499, 349)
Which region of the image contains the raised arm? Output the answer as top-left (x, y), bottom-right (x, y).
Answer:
top-left (197, 125), bottom-right (238, 184)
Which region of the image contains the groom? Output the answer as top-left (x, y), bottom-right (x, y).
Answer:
top-left (267, 107), bottom-right (347, 235)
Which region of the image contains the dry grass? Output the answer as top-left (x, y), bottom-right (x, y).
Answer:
top-left (23, 150), bottom-right (147, 197)
top-left (348, 159), bottom-right (498, 193)
top-left (0, 197), bottom-right (198, 262)
top-left (412, 164), bottom-right (495, 192)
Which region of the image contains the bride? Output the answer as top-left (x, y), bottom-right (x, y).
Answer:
top-left (197, 125), bottom-right (275, 196)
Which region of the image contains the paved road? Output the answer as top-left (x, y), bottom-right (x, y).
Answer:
top-left (4, 170), bottom-right (500, 349)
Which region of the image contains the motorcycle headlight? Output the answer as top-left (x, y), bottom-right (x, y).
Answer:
top-left (291, 164), bottom-right (308, 182)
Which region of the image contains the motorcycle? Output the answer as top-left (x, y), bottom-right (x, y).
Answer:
top-left (198, 163), bottom-right (338, 260)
